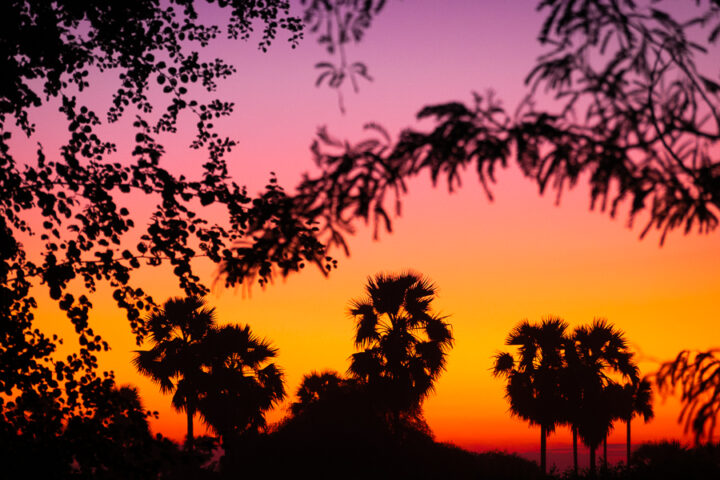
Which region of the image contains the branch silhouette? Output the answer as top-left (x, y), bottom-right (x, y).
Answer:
top-left (296, 0), bottom-right (720, 246)
top-left (655, 349), bottom-right (720, 444)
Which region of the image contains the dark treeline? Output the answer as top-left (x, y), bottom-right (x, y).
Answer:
top-left (4, 272), bottom-right (720, 479)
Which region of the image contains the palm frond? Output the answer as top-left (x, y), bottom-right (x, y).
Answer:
top-left (492, 352), bottom-right (515, 377)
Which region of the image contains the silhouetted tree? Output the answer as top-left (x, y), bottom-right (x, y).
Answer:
top-left (559, 330), bottom-right (585, 475)
top-left (602, 381), bottom-right (627, 471)
top-left (348, 271), bottom-right (454, 424)
top-left (493, 317), bottom-right (568, 474)
top-left (132, 296), bottom-right (217, 450)
top-left (63, 384), bottom-right (172, 479)
top-left (0, 1), bottom-right (332, 450)
top-left (620, 378), bottom-right (655, 467)
top-left (0, 380), bottom-right (73, 478)
top-left (569, 319), bottom-right (639, 475)
top-left (196, 324), bottom-right (285, 445)
top-left (294, 0), bottom-right (720, 253)
top-left (1, 378), bottom-right (200, 479)
top-left (291, 369), bottom-right (347, 416)
top-left (656, 349), bottom-right (720, 444)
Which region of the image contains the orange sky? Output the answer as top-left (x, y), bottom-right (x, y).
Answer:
top-left (20, 0), bottom-right (720, 462)
top-left (32, 166), bottom-right (720, 452)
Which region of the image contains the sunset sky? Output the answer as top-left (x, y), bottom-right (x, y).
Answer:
top-left (19, 0), bottom-right (720, 466)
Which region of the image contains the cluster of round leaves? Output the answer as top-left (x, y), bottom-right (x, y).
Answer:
top-left (0, 0), bottom-right (327, 445)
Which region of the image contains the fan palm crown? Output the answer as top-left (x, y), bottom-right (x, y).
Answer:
top-left (493, 317), bottom-right (568, 473)
top-left (132, 296), bottom-right (217, 450)
top-left (291, 370), bottom-right (346, 416)
top-left (196, 324), bottom-right (285, 442)
top-left (348, 271), bottom-right (453, 412)
top-left (569, 318), bottom-right (639, 474)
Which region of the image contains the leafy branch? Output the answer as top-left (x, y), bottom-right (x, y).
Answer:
top-left (303, 0), bottom-right (384, 113)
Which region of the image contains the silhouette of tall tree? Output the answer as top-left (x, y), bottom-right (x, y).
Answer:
top-left (620, 378), bottom-right (654, 467)
top-left (559, 331), bottom-right (585, 475)
top-left (602, 381), bottom-right (628, 471)
top-left (493, 317), bottom-right (568, 474)
top-left (196, 324), bottom-right (285, 444)
top-left (568, 319), bottom-right (639, 475)
top-left (295, 0), bottom-right (720, 252)
top-left (348, 271), bottom-right (454, 421)
top-left (656, 349), bottom-right (720, 444)
top-left (132, 296), bottom-right (217, 451)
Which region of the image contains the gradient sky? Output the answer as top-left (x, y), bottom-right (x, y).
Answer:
top-left (19, 0), bottom-right (720, 465)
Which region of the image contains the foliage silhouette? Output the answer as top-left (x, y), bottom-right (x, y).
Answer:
top-left (290, 369), bottom-right (347, 416)
top-left (655, 348), bottom-right (720, 444)
top-left (3, 1), bottom-right (712, 474)
top-left (559, 327), bottom-right (585, 475)
top-left (133, 297), bottom-right (285, 451)
top-left (629, 440), bottom-right (720, 480)
top-left (620, 378), bottom-right (655, 467)
top-left (347, 271), bottom-right (454, 421)
top-left (302, 0), bottom-right (384, 113)
top-left (567, 319), bottom-right (639, 475)
top-left (0, 0), bottom-right (333, 456)
top-left (195, 324), bottom-right (285, 446)
top-left (226, 372), bottom-right (421, 478)
top-left (494, 317), bottom-right (644, 475)
top-left (294, 0), bottom-right (720, 248)
top-left (493, 317), bottom-right (568, 474)
top-left (0, 379), bottom-right (211, 479)
top-left (61, 384), bottom-right (213, 480)
top-left (133, 296), bottom-right (217, 450)
top-left (220, 276), bottom-right (453, 479)
top-left (225, 370), bottom-right (543, 480)
top-left (64, 385), bottom-right (154, 477)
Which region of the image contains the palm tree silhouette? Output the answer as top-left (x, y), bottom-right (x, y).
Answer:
top-left (196, 324), bottom-right (285, 444)
top-left (348, 271), bottom-right (453, 421)
top-left (569, 319), bottom-right (639, 475)
top-left (602, 381), bottom-right (628, 471)
top-left (621, 378), bottom-right (654, 466)
top-left (132, 296), bottom-right (217, 451)
top-left (291, 370), bottom-right (346, 416)
top-left (493, 317), bottom-right (568, 474)
top-left (560, 332), bottom-right (584, 476)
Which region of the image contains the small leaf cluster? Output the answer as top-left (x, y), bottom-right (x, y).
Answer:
top-left (303, 0), bottom-right (383, 111)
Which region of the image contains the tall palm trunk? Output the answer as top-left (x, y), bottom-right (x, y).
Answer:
top-left (589, 445), bottom-right (597, 476)
top-left (602, 435), bottom-right (608, 470)
top-left (626, 416), bottom-right (631, 466)
top-left (572, 426), bottom-right (578, 475)
top-left (186, 406), bottom-right (194, 451)
top-left (540, 424), bottom-right (547, 474)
